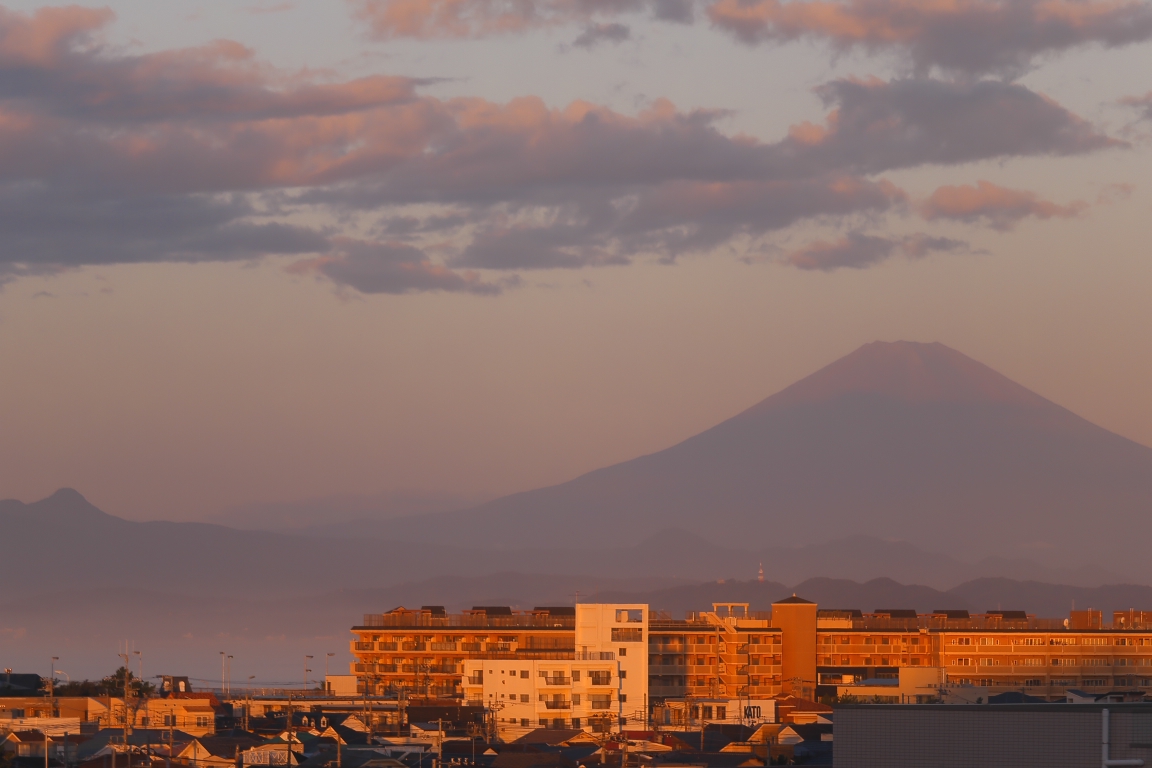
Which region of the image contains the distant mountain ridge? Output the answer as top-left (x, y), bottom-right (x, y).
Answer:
top-left (0, 489), bottom-right (1125, 596)
top-left (376, 341), bottom-right (1152, 577)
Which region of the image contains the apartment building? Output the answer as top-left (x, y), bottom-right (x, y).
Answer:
top-left (459, 603), bottom-right (648, 736)
top-left (350, 602), bottom-right (786, 708)
top-left (351, 598), bottom-right (1152, 714)
top-left (816, 608), bottom-right (1152, 700)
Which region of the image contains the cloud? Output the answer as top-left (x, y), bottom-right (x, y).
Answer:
top-left (1121, 90), bottom-right (1152, 121)
top-left (0, 187), bottom-right (330, 265)
top-left (350, 0), bottom-right (1152, 77)
top-left (786, 231), bottom-right (969, 270)
top-left (706, 0), bottom-right (1152, 76)
top-left (790, 78), bottom-right (1122, 176)
top-left (0, 5), bottom-right (1123, 293)
top-left (572, 22), bottom-right (631, 48)
top-left (290, 238), bottom-right (499, 294)
top-left (1097, 182), bottom-right (1135, 204)
top-left (350, 0), bottom-right (657, 39)
top-left (921, 180), bottom-right (1088, 230)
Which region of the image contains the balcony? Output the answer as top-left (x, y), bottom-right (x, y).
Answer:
top-left (575, 651), bottom-right (616, 660)
top-left (649, 685), bottom-right (686, 698)
top-left (543, 700), bottom-right (571, 710)
top-left (487, 643), bottom-right (512, 652)
top-left (588, 674), bottom-right (612, 686)
top-left (649, 665), bottom-right (688, 676)
top-left (466, 676), bottom-right (484, 685)
top-left (354, 642), bottom-right (375, 651)
top-left (461, 643), bottom-right (483, 652)
top-left (543, 676), bottom-right (572, 686)
top-left (402, 643), bottom-right (426, 652)
top-left (431, 642), bottom-right (457, 651)
top-left (379, 643), bottom-right (399, 651)
top-left (589, 700), bottom-right (613, 710)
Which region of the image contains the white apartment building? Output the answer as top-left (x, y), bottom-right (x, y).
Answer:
top-left (463, 604), bottom-right (649, 738)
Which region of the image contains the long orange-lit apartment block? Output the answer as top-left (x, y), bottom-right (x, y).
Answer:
top-left (349, 597), bottom-right (1152, 726)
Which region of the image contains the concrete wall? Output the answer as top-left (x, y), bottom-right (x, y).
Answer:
top-left (773, 599), bottom-right (817, 698)
top-left (835, 703), bottom-right (1152, 768)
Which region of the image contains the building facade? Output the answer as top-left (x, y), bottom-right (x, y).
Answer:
top-left (350, 599), bottom-right (1152, 722)
top-left (350, 602), bottom-right (786, 710)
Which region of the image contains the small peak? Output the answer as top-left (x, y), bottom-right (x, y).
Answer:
top-left (49, 488), bottom-right (87, 503)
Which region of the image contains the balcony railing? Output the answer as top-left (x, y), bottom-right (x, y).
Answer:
top-left (461, 643), bottom-right (483, 652)
top-left (466, 676), bottom-right (484, 685)
top-left (543, 677), bottom-right (571, 686)
top-left (431, 643), bottom-right (458, 651)
top-left (649, 665), bottom-right (688, 675)
top-left (359, 613), bottom-right (577, 629)
top-left (402, 643), bottom-right (426, 652)
top-left (379, 643), bottom-right (399, 651)
top-left (354, 642), bottom-right (375, 651)
top-left (543, 701), bottom-right (571, 710)
top-left (588, 675), bottom-right (613, 686)
top-left (575, 651), bottom-right (615, 660)
top-left (487, 643), bottom-right (512, 652)
top-left (589, 700), bottom-right (613, 710)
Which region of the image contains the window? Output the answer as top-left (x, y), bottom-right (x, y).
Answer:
top-left (571, 718), bottom-right (581, 728)
top-left (521, 670), bottom-right (529, 678)
top-left (952, 638), bottom-right (972, 646)
top-left (521, 694), bottom-right (529, 702)
top-left (716, 706), bottom-right (725, 721)
top-left (612, 628), bottom-right (642, 642)
top-left (521, 719), bottom-right (530, 727)
top-left (702, 706), bottom-right (713, 719)
top-left (572, 694), bottom-right (581, 705)
top-left (571, 670), bottom-right (579, 681)
top-left (619, 670), bottom-right (626, 679)
top-left (953, 658), bottom-right (972, 666)
top-left (616, 609), bottom-right (644, 623)
top-left (620, 694), bottom-right (627, 702)
top-left (539, 719), bottom-right (548, 727)
top-left (619, 647), bottom-right (627, 656)
top-left (195, 716), bottom-right (210, 728)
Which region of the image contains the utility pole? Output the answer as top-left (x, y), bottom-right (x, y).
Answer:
top-left (227, 657), bottom-right (233, 699)
top-left (325, 654), bottom-right (334, 694)
top-left (305, 657), bottom-right (313, 696)
top-left (220, 653), bottom-right (226, 698)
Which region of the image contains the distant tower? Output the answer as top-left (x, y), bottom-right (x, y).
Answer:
top-left (758, 562), bottom-right (764, 583)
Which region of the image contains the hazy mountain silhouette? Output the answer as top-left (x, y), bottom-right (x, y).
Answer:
top-left (381, 341), bottom-right (1152, 576)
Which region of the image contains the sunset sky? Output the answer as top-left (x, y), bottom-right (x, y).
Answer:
top-left (1, 0), bottom-right (1151, 521)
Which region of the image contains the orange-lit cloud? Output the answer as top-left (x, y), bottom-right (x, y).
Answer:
top-left (921, 181), bottom-right (1088, 230)
top-left (0, 4), bottom-right (1125, 292)
top-left (706, 0), bottom-right (1152, 75)
top-left (350, 0), bottom-right (1152, 75)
